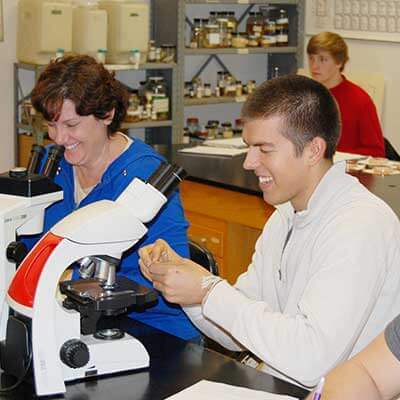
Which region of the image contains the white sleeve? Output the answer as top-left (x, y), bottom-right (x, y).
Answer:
top-left (201, 207), bottom-right (399, 386)
top-left (183, 216), bottom-right (280, 351)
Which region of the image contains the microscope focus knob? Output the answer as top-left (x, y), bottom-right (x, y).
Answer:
top-left (6, 241), bottom-right (28, 265)
top-left (60, 339), bottom-right (90, 369)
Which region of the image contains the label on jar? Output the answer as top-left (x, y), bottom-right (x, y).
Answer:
top-left (152, 97), bottom-right (169, 113)
top-left (208, 33), bottom-right (220, 45)
top-left (262, 35), bottom-right (277, 46)
top-left (277, 34), bottom-right (288, 43)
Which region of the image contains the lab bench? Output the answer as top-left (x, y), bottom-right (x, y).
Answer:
top-left (0, 318), bottom-right (309, 400)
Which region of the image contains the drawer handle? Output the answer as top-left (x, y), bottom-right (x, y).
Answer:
top-left (210, 237), bottom-right (220, 245)
top-left (200, 237), bottom-right (207, 243)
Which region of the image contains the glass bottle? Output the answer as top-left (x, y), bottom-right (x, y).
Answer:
top-left (147, 40), bottom-right (157, 62)
top-left (204, 83), bottom-right (212, 97)
top-left (224, 74), bottom-right (236, 97)
top-left (227, 12), bottom-right (238, 33)
top-left (126, 89), bottom-right (141, 122)
top-left (160, 44), bottom-right (176, 63)
top-left (254, 12), bottom-right (265, 38)
top-left (217, 17), bottom-right (229, 47)
top-left (184, 81), bottom-right (192, 97)
top-left (190, 18), bottom-right (202, 49)
top-left (96, 48), bottom-right (107, 64)
top-left (221, 122), bottom-right (234, 138)
top-left (246, 12), bottom-right (256, 36)
top-left (217, 71), bottom-right (226, 96)
top-left (246, 12), bottom-right (263, 38)
top-left (209, 11), bottom-right (217, 25)
top-left (187, 117), bottom-right (201, 136)
top-left (204, 24), bottom-right (220, 48)
top-left (200, 19), bottom-right (209, 47)
top-left (261, 20), bottom-right (277, 47)
top-left (235, 81), bottom-right (243, 97)
top-left (276, 9), bottom-right (289, 47)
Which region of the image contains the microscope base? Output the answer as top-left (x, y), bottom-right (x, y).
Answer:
top-left (62, 332), bottom-right (150, 382)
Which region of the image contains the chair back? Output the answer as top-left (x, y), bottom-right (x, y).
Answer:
top-left (189, 239), bottom-right (219, 276)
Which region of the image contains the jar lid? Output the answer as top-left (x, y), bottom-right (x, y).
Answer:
top-left (221, 122), bottom-right (232, 127)
top-left (187, 117), bottom-right (199, 123)
top-left (161, 44), bottom-right (176, 48)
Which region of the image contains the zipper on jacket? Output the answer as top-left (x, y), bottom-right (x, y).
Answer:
top-left (278, 226), bottom-right (293, 282)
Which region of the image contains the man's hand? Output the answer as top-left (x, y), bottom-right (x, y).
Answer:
top-left (148, 258), bottom-right (212, 305)
top-left (138, 239), bottom-right (182, 282)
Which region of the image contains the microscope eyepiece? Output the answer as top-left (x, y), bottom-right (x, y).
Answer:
top-left (41, 145), bottom-right (65, 179)
top-left (147, 162), bottom-right (187, 198)
top-left (27, 144), bottom-right (45, 174)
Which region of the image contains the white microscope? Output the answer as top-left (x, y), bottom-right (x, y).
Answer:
top-left (0, 147), bottom-right (186, 396)
top-left (0, 144), bottom-right (64, 343)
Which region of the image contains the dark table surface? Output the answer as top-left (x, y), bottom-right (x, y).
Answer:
top-left (0, 318), bottom-right (309, 400)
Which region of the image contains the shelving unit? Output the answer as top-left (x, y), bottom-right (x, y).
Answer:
top-left (152, 0), bottom-right (305, 140)
top-left (13, 61), bottom-right (178, 165)
top-left (184, 46), bottom-right (297, 55)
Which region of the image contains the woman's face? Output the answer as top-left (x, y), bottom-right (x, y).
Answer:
top-left (308, 50), bottom-right (343, 88)
top-left (46, 99), bottom-right (113, 168)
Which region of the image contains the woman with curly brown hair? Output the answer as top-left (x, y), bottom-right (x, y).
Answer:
top-left (23, 54), bottom-right (199, 341)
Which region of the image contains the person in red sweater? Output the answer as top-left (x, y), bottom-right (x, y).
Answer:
top-left (307, 32), bottom-right (385, 157)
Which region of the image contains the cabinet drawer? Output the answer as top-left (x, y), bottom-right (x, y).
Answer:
top-left (188, 225), bottom-right (223, 258)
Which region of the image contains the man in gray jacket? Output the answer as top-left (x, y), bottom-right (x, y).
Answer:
top-left (139, 75), bottom-right (400, 388)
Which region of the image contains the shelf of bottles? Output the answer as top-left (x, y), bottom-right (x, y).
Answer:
top-left (187, 6), bottom-right (294, 52)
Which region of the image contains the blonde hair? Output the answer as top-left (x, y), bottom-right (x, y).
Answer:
top-left (307, 32), bottom-right (349, 72)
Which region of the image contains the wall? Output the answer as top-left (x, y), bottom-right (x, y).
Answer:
top-left (0, 0), bottom-right (16, 170)
top-left (303, 31), bottom-right (400, 152)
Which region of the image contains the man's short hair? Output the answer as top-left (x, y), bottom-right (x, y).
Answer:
top-left (307, 31), bottom-right (349, 72)
top-left (241, 75), bottom-right (340, 159)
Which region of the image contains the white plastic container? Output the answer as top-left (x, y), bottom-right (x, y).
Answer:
top-left (98, 0), bottom-right (149, 64)
top-left (72, 1), bottom-right (108, 58)
top-left (17, 0), bottom-right (73, 64)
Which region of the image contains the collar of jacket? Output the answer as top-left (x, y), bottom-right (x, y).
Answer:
top-left (275, 161), bottom-right (357, 229)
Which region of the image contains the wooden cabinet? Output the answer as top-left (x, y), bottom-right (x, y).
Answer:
top-left (181, 180), bottom-right (274, 284)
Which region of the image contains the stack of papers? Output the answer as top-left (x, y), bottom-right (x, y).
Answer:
top-left (333, 151), bottom-right (367, 163)
top-left (178, 146), bottom-right (248, 157)
top-left (166, 380), bottom-right (299, 400)
top-left (203, 137), bottom-right (248, 149)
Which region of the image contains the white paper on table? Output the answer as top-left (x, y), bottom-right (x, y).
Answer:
top-left (165, 380), bottom-right (299, 400)
top-left (203, 137), bottom-right (248, 149)
top-left (333, 151), bottom-right (367, 163)
top-left (178, 146), bottom-right (248, 157)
